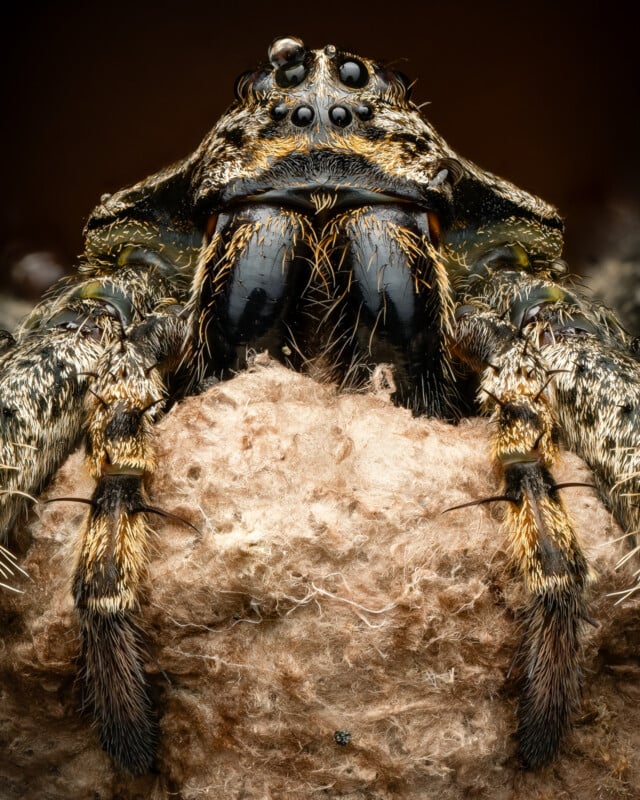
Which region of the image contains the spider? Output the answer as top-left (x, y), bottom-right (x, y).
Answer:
top-left (1, 36), bottom-right (638, 776)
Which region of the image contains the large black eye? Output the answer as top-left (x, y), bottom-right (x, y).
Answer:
top-left (276, 63), bottom-right (306, 88)
top-left (338, 59), bottom-right (368, 88)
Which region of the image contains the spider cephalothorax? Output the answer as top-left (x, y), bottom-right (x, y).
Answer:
top-left (1, 37), bottom-right (638, 775)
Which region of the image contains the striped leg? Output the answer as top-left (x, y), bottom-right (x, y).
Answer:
top-left (0, 266), bottom-right (178, 541)
top-left (545, 336), bottom-right (640, 599)
top-left (453, 307), bottom-right (594, 767)
top-left (72, 310), bottom-right (187, 774)
top-left (0, 327), bottom-right (105, 540)
top-left (464, 268), bottom-right (640, 590)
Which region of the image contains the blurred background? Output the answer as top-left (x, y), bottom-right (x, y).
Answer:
top-left (2, 0), bottom-right (639, 328)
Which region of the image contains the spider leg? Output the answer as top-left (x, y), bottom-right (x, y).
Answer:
top-left (452, 258), bottom-right (640, 763)
top-left (453, 304), bottom-right (595, 766)
top-left (465, 268), bottom-right (640, 574)
top-left (544, 329), bottom-right (640, 599)
top-left (0, 265), bottom-right (173, 546)
top-left (0, 324), bottom-right (102, 541)
top-left (72, 307), bottom-right (188, 775)
top-left (1, 258), bottom-right (187, 770)
top-left (0, 262), bottom-right (189, 528)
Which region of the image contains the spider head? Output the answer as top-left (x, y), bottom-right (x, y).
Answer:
top-left (193, 37), bottom-right (449, 215)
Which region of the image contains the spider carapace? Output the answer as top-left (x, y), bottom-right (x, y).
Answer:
top-left (1, 36), bottom-right (639, 774)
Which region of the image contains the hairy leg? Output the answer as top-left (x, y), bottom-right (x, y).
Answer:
top-left (72, 308), bottom-right (188, 774)
top-left (453, 306), bottom-right (594, 766)
top-left (1, 261), bottom-right (188, 770)
top-left (450, 261), bottom-right (640, 765)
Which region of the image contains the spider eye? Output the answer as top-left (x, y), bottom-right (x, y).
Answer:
top-left (291, 105), bottom-right (315, 127)
top-left (338, 59), bottom-right (369, 88)
top-left (355, 103), bottom-right (373, 121)
top-left (275, 62), bottom-right (307, 88)
top-left (270, 102), bottom-right (289, 121)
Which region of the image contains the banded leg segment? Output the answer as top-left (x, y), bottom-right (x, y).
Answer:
top-left (0, 265), bottom-right (180, 540)
top-left (0, 266), bottom-right (160, 543)
top-left (453, 308), bottom-right (593, 767)
top-left (545, 338), bottom-right (640, 593)
top-left (73, 310), bottom-right (188, 774)
top-left (464, 267), bottom-right (640, 590)
top-left (0, 330), bottom-right (104, 537)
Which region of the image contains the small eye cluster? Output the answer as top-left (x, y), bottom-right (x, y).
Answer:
top-left (270, 100), bottom-right (374, 129)
top-left (234, 38), bottom-right (411, 129)
top-left (265, 36), bottom-right (376, 129)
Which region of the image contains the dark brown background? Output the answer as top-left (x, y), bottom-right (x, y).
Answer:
top-left (2, 0), bottom-right (638, 294)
